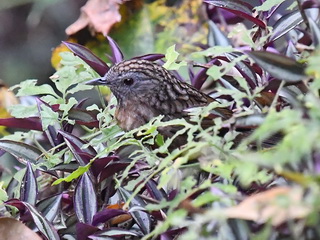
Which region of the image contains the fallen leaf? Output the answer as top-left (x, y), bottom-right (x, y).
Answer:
top-left (66, 0), bottom-right (123, 36)
top-left (225, 187), bottom-right (310, 225)
top-left (0, 217), bottom-right (42, 240)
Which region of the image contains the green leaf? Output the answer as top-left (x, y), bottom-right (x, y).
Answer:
top-left (163, 45), bottom-right (187, 70)
top-left (0, 139), bottom-right (44, 165)
top-left (191, 46), bottom-right (234, 58)
top-left (66, 83), bottom-right (93, 95)
top-left (155, 134), bottom-right (164, 146)
top-left (0, 182), bottom-right (8, 202)
top-left (193, 191), bottom-right (219, 207)
top-left (207, 54), bottom-right (247, 80)
top-left (40, 105), bottom-right (59, 131)
top-left (52, 162), bottom-right (91, 185)
top-left (8, 104), bottom-right (38, 118)
top-left (254, 0), bottom-right (286, 12)
top-left (59, 97), bottom-right (78, 118)
top-left (10, 79), bottom-right (58, 98)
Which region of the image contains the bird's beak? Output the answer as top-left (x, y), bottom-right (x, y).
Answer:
top-left (85, 77), bottom-right (107, 86)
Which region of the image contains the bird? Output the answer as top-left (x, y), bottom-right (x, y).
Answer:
top-left (86, 59), bottom-right (233, 133)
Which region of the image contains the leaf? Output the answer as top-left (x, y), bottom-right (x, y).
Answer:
top-left (98, 162), bottom-right (130, 182)
top-left (225, 52), bottom-right (257, 88)
top-left (8, 104), bottom-right (38, 118)
top-left (106, 35), bottom-right (124, 64)
top-left (309, 17), bottom-right (320, 47)
top-left (52, 163), bottom-right (91, 185)
top-left (0, 182), bottom-right (8, 203)
top-left (10, 79), bottom-right (58, 98)
top-left (76, 222), bottom-right (100, 240)
top-left (92, 209), bottom-right (128, 226)
top-left (65, 0), bottom-right (122, 36)
top-left (145, 179), bottom-right (166, 201)
top-left (68, 108), bottom-right (99, 128)
top-left (163, 45), bottom-right (187, 70)
top-left (269, 10), bottom-right (303, 42)
top-left (0, 140), bottom-right (44, 165)
top-left (59, 130), bottom-right (108, 177)
top-left (0, 117), bottom-right (42, 131)
top-left (40, 104), bottom-right (59, 131)
top-left (245, 51), bottom-right (306, 82)
top-left (6, 200), bottom-right (60, 240)
top-left (36, 194), bottom-right (62, 222)
top-left (224, 187), bottom-right (310, 225)
top-left (88, 228), bottom-right (139, 239)
top-left (118, 187), bottom-right (151, 235)
top-left (59, 97), bottom-right (78, 117)
top-left (0, 217), bottom-right (42, 240)
top-left (59, 130), bottom-right (96, 156)
top-left (63, 41), bottom-right (109, 76)
top-left (133, 53), bottom-right (165, 61)
top-left (74, 172), bottom-right (97, 224)
top-left (254, 0), bottom-right (286, 12)
top-left (20, 162), bottom-right (38, 206)
top-left (208, 20), bottom-right (231, 47)
top-left (204, 0), bottom-right (266, 28)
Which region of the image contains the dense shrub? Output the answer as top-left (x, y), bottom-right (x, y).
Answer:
top-left (0, 0), bottom-right (320, 239)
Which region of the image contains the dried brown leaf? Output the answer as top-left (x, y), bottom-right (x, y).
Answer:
top-left (0, 217), bottom-right (42, 240)
top-left (66, 0), bottom-right (123, 36)
top-left (225, 187), bottom-right (310, 225)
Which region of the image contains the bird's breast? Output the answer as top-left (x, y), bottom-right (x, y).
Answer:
top-left (115, 100), bottom-right (159, 131)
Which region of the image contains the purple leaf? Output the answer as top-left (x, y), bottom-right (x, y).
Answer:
top-left (192, 58), bottom-right (220, 89)
top-left (74, 172), bottom-right (97, 224)
top-left (20, 162), bottom-right (38, 206)
top-left (63, 41), bottom-right (109, 76)
top-left (0, 140), bottom-right (44, 165)
top-left (225, 52), bottom-right (257, 88)
top-left (146, 179), bottom-right (166, 201)
top-left (286, 41), bottom-right (298, 59)
top-left (92, 208), bottom-right (127, 226)
top-left (36, 194), bottom-right (62, 222)
top-left (88, 228), bottom-right (140, 239)
top-left (0, 117), bottom-right (42, 131)
top-left (76, 222), bottom-right (99, 240)
top-left (6, 177), bottom-right (19, 199)
top-left (302, 0), bottom-right (320, 9)
top-left (207, 6), bottom-right (243, 24)
top-left (50, 162), bottom-right (79, 172)
top-left (68, 108), bottom-right (99, 128)
top-left (58, 131), bottom-right (107, 177)
top-left (160, 228), bottom-right (187, 240)
top-left (98, 162), bottom-right (130, 182)
top-left (106, 36), bottom-right (124, 64)
top-left (245, 51), bottom-right (306, 82)
top-left (204, 0), bottom-right (266, 28)
top-left (118, 187), bottom-right (151, 235)
top-left (268, 10), bottom-right (303, 43)
top-left (6, 200), bottom-right (60, 240)
top-left (91, 156), bottom-right (118, 177)
top-left (58, 131), bottom-right (97, 156)
top-left (133, 53), bottom-right (165, 61)
top-left (75, 98), bottom-right (89, 108)
top-left (208, 21), bottom-right (231, 47)
top-left (309, 17), bottom-right (320, 46)
top-left (47, 126), bottom-right (62, 148)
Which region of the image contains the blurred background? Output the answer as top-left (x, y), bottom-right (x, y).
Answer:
top-left (0, 0), bottom-right (87, 86)
top-left (0, 0), bottom-right (218, 87)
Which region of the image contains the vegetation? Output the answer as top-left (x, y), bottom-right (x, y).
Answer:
top-left (0, 0), bottom-right (320, 239)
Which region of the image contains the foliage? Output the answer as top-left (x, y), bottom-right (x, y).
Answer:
top-left (0, 0), bottom-right (320, 239)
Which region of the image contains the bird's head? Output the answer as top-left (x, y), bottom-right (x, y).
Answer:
top-left (86, 59), bottom-right (170, 102)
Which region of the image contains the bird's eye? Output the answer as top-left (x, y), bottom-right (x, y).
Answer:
top-left (123, 78), bottom-right (134, 86)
